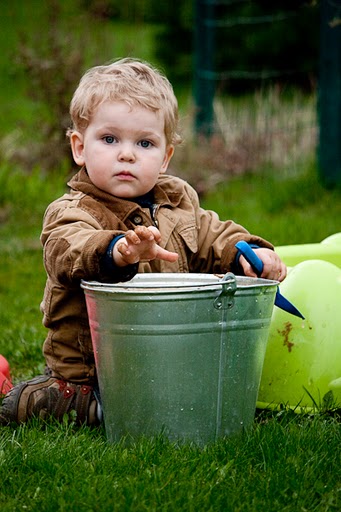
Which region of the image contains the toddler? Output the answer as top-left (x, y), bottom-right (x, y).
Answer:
top-left (0, 58), bottom-right (286, 426)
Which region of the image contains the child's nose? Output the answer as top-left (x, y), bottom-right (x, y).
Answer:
top-left (118, 144), bottom-right (135, 162)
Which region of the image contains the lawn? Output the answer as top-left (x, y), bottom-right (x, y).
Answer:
top-left (0, 163), bottom-right (340, 511)
top-left (0, 413), bottom-right (340, 512)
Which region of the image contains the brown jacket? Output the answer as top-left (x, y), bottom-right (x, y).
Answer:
top-left (40, 168), bottom-right (273, 383)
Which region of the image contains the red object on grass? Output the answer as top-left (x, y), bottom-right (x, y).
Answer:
top-left (0, 354), bottom-right (13, 394)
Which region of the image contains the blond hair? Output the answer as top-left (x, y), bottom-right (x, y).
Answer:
top-left (68, 58), bottom-right (182, 146)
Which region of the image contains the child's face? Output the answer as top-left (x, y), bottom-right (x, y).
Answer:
top-left (71, 101), bottom-right (174, 199)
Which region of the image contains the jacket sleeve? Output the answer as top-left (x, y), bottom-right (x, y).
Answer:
top-left (185, 184), bottom-right (274, 274)
top-left (41, 201), bottom-right (129, 284)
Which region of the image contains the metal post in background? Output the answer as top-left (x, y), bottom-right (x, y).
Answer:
top-left (317, 0), bottom-right (341, 187)
top-left (193, 0), bottom-right (216, 137)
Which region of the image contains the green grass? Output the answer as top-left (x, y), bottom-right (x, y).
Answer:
top-left (0, 163), bottom-right (340, 511)
top-left (201, 162), bottom-right (341, 246)
top-left (0, 413), bottom-right (340, 512)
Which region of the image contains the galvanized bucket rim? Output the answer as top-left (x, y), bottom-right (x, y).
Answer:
top-left (81, 273), bottom-right (278, 294)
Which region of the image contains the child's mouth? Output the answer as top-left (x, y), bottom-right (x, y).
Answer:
top-left (116, 171), bottom-right (135, 181)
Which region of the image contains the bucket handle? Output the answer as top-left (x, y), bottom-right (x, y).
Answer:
top-left (214, 273), bottom-right (237, 310)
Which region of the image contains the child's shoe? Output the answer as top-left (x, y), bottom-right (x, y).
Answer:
top-left (0, 375), bottom-right (101, 426)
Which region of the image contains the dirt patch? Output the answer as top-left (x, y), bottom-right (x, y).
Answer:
top-left (277, 321), bottom-right (294, 352)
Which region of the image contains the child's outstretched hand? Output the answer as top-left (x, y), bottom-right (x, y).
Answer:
top-left (239, 247), bottom-right (287, 282)
top-left (113, 226), bottom-right (179, 267)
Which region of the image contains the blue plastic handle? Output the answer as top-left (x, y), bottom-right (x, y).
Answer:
top-left (235, 240), bottom-right (305, 319)
top-left (235, 241), bottom-right (263, 276)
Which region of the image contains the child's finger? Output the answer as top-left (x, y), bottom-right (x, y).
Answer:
top-left (277, 262), bottom-right (287, 282)
top-left (146, 226), bottom-right (162, 243)
top-left (125, 230), bottom-right (141, 245)
top-left (155, 246), bottom-right (179, 262)
top-left (116, 241), bottom-right (130, 256)
top-left (134, 225), bottom-right (155, 241)
top-left (238, 256), bottom-right (258, 278)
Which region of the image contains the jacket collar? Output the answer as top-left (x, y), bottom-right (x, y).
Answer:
top-left (68, 167), bottom-right (185, 210)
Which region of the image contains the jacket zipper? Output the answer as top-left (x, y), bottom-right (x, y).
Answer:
top-left (151, 204), bottom-right (159, 228)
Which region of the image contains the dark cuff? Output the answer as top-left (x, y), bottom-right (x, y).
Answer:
top-left (101, 235), bottom-right (138, 282)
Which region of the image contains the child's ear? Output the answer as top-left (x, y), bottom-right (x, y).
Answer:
top-left (70, 131), bottom-right (85, 166)
top-left (160, 145), bottom-right (174, 174)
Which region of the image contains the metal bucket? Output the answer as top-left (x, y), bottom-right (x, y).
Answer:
top-left (82, 273), bottom-right (277, 444)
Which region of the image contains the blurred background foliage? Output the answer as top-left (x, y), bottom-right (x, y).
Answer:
top-left (79, 0), bottom-right (320, 93)
top-left (0, 0), bottom-right (321, 181)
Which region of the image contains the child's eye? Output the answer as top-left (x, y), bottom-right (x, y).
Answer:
top-left (138, 140), bottom-right (153, 149)
top-left (103, 136), bottom-right (115, 144)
